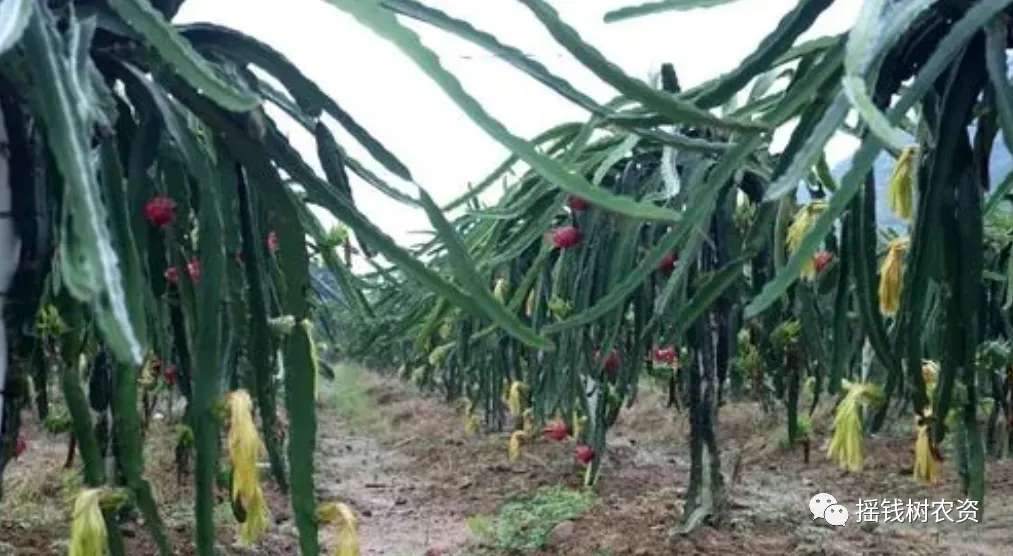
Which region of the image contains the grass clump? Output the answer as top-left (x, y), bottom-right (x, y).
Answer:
top-left (322, 363), bottom-right (385, 432)
top-left (467, 484), bottom-right (596, 553)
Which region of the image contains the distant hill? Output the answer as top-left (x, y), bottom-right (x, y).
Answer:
top-left (799, 131), bottom-right (1012, 228)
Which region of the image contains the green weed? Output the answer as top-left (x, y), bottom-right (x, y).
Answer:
top-left (467, 484), bottom-right (596, 554)
top-left (323, 363), bottom-right (385, 433)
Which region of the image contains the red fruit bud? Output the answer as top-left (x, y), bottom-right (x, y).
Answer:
top-left (552, 226), bottom-right (582, 249)
top-left (813, 250), bottom-right (834, 273)
top-left (604, 350), bottom-right (620, 376)
top-left (575, 445), bottom-right (595, 467)
top-left (144, 195), bottom-right (177, 228)
top-left (165, 365), bottom-right (177, 386)
top-left (653, 346), bottom-right (677, 364)
top-left (425, 548), bottom-right (443, 556)
top-left (266, 231), bottom-right (279, 253)
top-left (186, 259), bottom-right (201, 282)
top-left (567, 196), bottom-right (590, 213)
top-left (543, 421), bottom-right (569, 442)
top-left (658, 252), bottom-right (678, 276)
top-left (14, 436), bottom-right (27, 458)
top-left (594, 348), bottom-right (621, 376)
top-left (164, 267), bottom-right (180, 285)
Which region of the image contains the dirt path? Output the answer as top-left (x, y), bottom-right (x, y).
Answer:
top-left (313, 421), bottom-right (474, 555)
top-left (312, 366), bottom-right (479, 556)
top-left (5, 366), bottom-right (1013, 556)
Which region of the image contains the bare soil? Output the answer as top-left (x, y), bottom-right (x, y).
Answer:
top-left (3, 370), bottom-right (1013, 556)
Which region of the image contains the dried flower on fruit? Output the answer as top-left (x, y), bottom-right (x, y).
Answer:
top-left (913, 410), bottom-right (942, 485)
top-left (878, 237), bottom-right (909, 317)
top-left (507, 380), bottom-right (525, 417)
top-left (462, 399), bottom-right (480, 437)
top-left (826, 380), bottom-right (882, 472)
top-left (509, 430), bottom-right (526, 461)
top-left (887, 146), bottom-right (917, 221)
top-left (226, 390), bottom-right (270, 544)
top-left (493, 278), bottom-right (508, 303)
top-left (786, 201), bottom-right (826, 279)
top-left (69, 489), bottom-right (107, 556)
top-left (317, 501), bottom-right (360, 556)
top-left (269, 315), bottom-right (297, 338)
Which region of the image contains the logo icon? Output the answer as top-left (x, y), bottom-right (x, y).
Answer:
top-left (824, 504), bottom-right (849, 526)
top-left (810, 493), bottom-right (848, 526)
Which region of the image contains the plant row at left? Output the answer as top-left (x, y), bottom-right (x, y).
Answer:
top-left (0, 1), bottom-right (416, 555)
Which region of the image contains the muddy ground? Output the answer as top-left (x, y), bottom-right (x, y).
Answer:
top-left (3, 364), bottom-right (1013, 555)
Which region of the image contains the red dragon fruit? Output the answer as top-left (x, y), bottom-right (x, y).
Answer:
top-left (567, 196), bottom-right (590, 213)
top-left (813, 250), bottom-right (834, 273)
top-left (543, 420), bottom-right (569, 442)
top-left (658, 252), bottom-right (678, 276)
top-left (552, 226), bottom-right (582, 249)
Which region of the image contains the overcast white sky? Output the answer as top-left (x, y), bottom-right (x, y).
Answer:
top-left (175, 0), bottom-right (862, 271)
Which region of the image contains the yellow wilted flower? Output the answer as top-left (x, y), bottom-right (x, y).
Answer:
top-left (803, 375), bottom-right (816, 395)
top-left (507, 380), bottom-right (525, 417)
top-left (571, 410), bottom-right (586, 441)
top-left (36, 304), bottom-right (67, 336)
top-left (525, 290), bottom-right (535, 317)
top-left (786, 202), bottom-right (826, 253)
top-left (69, 489), bottom-right (107, 556)
top-left (913, 411), bottom-right (942, 485)
top-left (493, 278), bottom-right (508, 303)
top-left (139, 352), bottom-right (158, 388)
top-left (462, 399), bottom-right (480, 437)
top-left (878, 237), bottom-right (910, 317)
top-left (410, 366), bottom-right (427, 386)
top-left (317, 501), bottom-right (360, 556)
top-left (428, 342), bottom-right (453, 367)
top-left (826, 380), bottom-right (883, 472)
top-left (239, 486), bottom-right (270, 544)
top-left (509, 430), bottom-right (526, 461)
top-left (268, 315), bottom-right (296, 337)
top-left (522, 408), bottom-right (534, 436)
top-left (887, 146), bottom-right (917, 221)
top-left (922, 360), bottom-right (939, 397)
top-left (226, 390), bottom-right (270, 544)
top-left (786, 202), bottom-right (827, 280)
